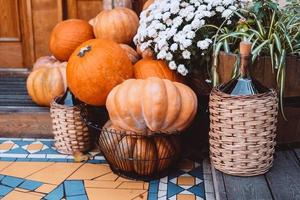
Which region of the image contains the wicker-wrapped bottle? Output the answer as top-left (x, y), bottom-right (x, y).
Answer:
top-left (50, 90), bottom-right (93, 154)
top-left (209, 41), bottom-right (279, 176)
top-left (103, 0), bottom-right (132, 10)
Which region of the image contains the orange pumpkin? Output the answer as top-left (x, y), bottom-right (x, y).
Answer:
top-left (143, 0), bottom-right (154, 10)
top-left (93, 8), bottom-right (139, 44)
top-left (27, 64), bottom-right (67, 106)
top-left (134, 59), bottom-right (182, 82)
top-left (49, 19), bottom-right (94, 61)
top-left (106, 77), bottom-right (198, 132)
top-left (120, 44), bottom-right (140, 64)
top-left (67, 39), bottom-right (133, 106)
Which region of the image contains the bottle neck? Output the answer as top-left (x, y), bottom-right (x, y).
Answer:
top-left (240, 54), bottom-right (251, 79)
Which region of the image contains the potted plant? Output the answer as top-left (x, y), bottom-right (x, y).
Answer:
top-left (211, 0), bottom-right (300, 119)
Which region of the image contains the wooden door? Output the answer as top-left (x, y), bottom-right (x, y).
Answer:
top-left (0, 0), bottom-right (24, 67)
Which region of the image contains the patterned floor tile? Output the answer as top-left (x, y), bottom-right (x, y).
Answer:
top-left (0, 138), bottom-right (215, 200)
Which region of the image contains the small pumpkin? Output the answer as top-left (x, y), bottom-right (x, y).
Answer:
top-left (67, 39), bottom-right (133, 106)
top-left (154, 137), bottom-right (175, 172)
top-left (142, 0), bottom-right (154, 10)
top-left (115, 136), bottom-right (136, 172)
top-left (136, 46), bottom-right (155, 59)
top-left (102, 0), bottom-right (132, 10)
top-left (49, 19), bottom-right (94, 61)
top-left (93, 8), bottom-right (139, 44)
top-left (27, 64), bottom-right (67, 106)
top-left (106, 77), bottom-right (198, 132)
top-left (133, 138), bottom-right (157, 175)
top-left (134, 59), bottom-right (182, 82)
top-left (120, 44), bottom-right (140, 64)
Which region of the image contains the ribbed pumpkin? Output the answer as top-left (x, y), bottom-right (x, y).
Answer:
top-left (136, 46), bottom-right (155, 59)
top-left (27, 64), bottom-right (67, 106)
top-left (33, 56), bottom-right (66, 71)
top-left (120, 44), bottom-right (140, 64)
top-left (143, 0), bottom-right (154, 10)
top-left (134, 59), bottom-right (182, 82)
top-left (67, 39), bottom-right (133, 106)
top-left (49, 19), bottom-right (94, 61)
top-left (93, 8), bottom-right (139, 44)
top-left (106, 77), bottom-right (198, 132)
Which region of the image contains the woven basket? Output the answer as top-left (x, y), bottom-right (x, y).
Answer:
top-left (209, 87), bottom-right (278, 176)
top-left (50, 97), bottom-right (93, 155)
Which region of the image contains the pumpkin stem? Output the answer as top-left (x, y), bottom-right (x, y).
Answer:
top-left (77, 46), bottom-right (92, 57)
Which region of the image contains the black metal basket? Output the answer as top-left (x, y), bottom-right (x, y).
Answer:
top-left (80, 104), bottom-right (181, 181)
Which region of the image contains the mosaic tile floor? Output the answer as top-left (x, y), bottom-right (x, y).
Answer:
top-left (0, 138), bottom-right (215, 200)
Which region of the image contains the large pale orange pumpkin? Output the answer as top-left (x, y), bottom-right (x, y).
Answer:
top-left (120, 44), bottom-right (140, 64)
top-left (93, 8), bottom-right (139, 44)
top-left (106, 77), bottom-right (198, 132)
top-left (67, 39), bottom-right (133, 106)
top-left (49, 19), bottom-right (94, 61)
top-left (134, 59), bottom-right (182, 82)
top-left (27, 64), bottom-right (67, 106)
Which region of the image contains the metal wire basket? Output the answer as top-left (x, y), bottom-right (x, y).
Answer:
top-left (80, 105), bottom-right (181, 181)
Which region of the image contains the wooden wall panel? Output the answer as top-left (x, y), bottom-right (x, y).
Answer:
top-left (0, 0), bottom-right (20, 41)
top-left (67, 0), bottom-right (102, 20)
top-left (31, 0), bottom-right (63, 58)
top-left (0, 42), bottom-right (23, 67)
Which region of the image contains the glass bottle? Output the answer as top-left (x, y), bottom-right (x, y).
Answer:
top-left (58, 89), bottom-right (77, 106)
top-left (103, 0), bottom-right (132, 10)
top-left (220, 41), bottom-right (269, 95)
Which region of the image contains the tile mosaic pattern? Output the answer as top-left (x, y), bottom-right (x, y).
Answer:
top-left (0, 138), bottom-right (215, 200)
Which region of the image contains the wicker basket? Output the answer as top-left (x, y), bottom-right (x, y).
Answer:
top-left (50, 97), bottom-right (93, 154)
top-left (209, 87), bottom-right (278, 176)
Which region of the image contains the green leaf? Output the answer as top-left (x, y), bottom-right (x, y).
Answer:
top-left (256, 20), bottom-right (266, 38)
top-left (252, 40), bottom-right (269, 57)
top-left (273, 33), bottom-right (282, 53)
top-left (279, 66), bottom-right (287, 121)
top-left (276, 49), bottom-right (286, 84)
top-left (269, 42), bottom-right (275, 73)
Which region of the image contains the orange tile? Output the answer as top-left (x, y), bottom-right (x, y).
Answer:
top-left (0, 143), bottom-right (14, 151)
top-left (94, 172), bottom-right (119, 181)
top-left (86, 188), bottom-right (147, 200)
top-left (133, 191), bottom-right (148, 200)
top-left (0, 162), bottom-right (13, 172)
top-left (27, 143), bottom-right (43, 151)
top-left (179, 160), bottom-right (195, 170)
top-left (15, 188), bottom-right (30, 193)
top-left (177, 176), bottom-right (195, 186)
top-left (143, 182), bottom-right (149, 190)
top-left (176, 194), bottom-right (196, 200)
top-left (68, 163), bottom-right (112, 180)
top-left (1, 162), bottom-right (54, 178)
top-left (35, 184), bottom-right (57, 194)
top-left (2, 190), bottom-right (42, 200)
top-left (118, 182), bottom-right (145, 190)
top-left (27, 163), bottom-right (83, 185)
top-left (84, 180), bottom-right (121, 189)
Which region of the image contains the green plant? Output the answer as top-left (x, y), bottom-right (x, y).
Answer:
top-left (212, 0), bottom-right (300, 119)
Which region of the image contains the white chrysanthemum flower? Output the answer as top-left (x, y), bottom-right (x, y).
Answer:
top-left (182, 50), bottom-right (191, 59)
top-left (177, 64), bottom-right (188, 76)
top-left (166, 52), bottom-right (173, 61)
top-left (157, 50), bottom-right (167, 59)
top-left (169, 61), bottom-right (177, 70)
top-left (170, 43), bottom-right (178, 52)
top-left (222, 9), bottom-right (233, 18)
top-left (197, 39), bottom-right (211, 50)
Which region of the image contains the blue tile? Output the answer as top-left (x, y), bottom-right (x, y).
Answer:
top-left (0, 175), bottom-right (5, 181)
top-left (16, 158), bottom-right (30, 162)
top-left (64, 180), bottom-right (85, 197)
top-left (0, 184), bottom-right (13, 196)
top-left (66, 195), bottom-right (88, 200)
top-left (36, 148), bottom-right (58, 154)
top-left (18, 180), bottom-right (43, 191)
top-left (168, 170), bottom-right (185, 180)
top-left (13, 140), bottom-right (31, 146)
top-left (44, 184), bottom-right (64, 200)
top-left (1, 176), bottom-right (24, 187)
top-left (29, 158), bottom-right (49, 162)
top-left (167, 182), bottom-right (184, 198)
top-left (188, 167), bottom-right (204, 179)
top-left (188, 183), bottom-right (205, 197)
top-left (147, 192), bottom-right (158, 200)
top-left (149, 180), bottom-right (159, 194)
top-left (7, 148), bottom-right (29, 154)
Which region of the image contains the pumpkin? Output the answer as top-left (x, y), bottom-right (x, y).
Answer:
top-left (32, 56), bottom-right (66, 71)
top-left (136, 46), bottom-right (155, 59)
top-left (106, 77), bottom-right (198, 132)
top-left (154, 137), bottom-right (175, 171)
top-left (134, 59), bottom-right (182, 82)
top-left (143, 0), bottom-right (154, 10)
top-left (133, 138), bottom-right (157, 175)
top-left (93, 8), bottom-right (139, 44)
top-left (115, 136), bottom-right (136, 172)
top-left (67, 39), bottom-right (133, 106)
top-left (49, 19), bottom-right (94, 61)
top-left (102, 0), bottom-right (132, 10)
top-left (27, 64), bottom-right (67, 106)
top-left (120, 44), bottom-right (140, 64)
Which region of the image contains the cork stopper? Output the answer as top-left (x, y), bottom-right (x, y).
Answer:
top-left (240, 41), bottom-right (252, 56)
